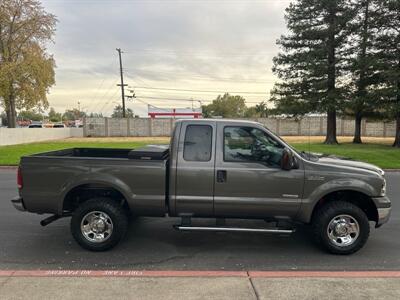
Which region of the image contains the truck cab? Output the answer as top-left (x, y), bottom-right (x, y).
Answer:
top-left (169, 119), bottom-right (304, 220)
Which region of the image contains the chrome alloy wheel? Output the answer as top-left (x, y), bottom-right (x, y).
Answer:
top-left (80, 211), bottom-right (114, 243)
top-left (327, 214), bottom-right (360, 247)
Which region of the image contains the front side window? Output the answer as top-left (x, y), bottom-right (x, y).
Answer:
top-left (224, 126), bottom-right (284, 168)
top-left (183, 125), bottom-right (212, 162)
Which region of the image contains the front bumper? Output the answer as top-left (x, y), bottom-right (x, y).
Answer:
top-left (11, 196), bottom-right (26, 212)
top-left (372, 196), bottom-right (391, 228)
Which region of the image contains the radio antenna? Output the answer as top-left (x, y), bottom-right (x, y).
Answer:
top-left (308, 114), bottom-right (311, 159)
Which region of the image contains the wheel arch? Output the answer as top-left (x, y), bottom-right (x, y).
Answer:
top-left (61, 181), bottom-right (132, 214)
top-left (309, 189), bottom-right (378, 224)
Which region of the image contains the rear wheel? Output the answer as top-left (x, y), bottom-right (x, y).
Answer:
top-left (70, 198), bottom-right (128, 251)
top-left (312, 201), bottom-right (370, 255)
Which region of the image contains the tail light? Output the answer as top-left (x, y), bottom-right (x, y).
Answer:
top-left (17, 166), bottom-right (23, 189)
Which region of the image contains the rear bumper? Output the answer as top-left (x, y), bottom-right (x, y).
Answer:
top-left (11, 196), bottom-right (26, 212)
top-left (372, 196), bottom-right (391, 228)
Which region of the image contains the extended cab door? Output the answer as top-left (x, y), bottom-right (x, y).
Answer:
top-left (174, 121), bottom-right (216, 216)
top-left (213, 122), bottom-right (304, 219)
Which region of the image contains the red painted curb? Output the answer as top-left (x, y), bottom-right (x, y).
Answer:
top-left (0, 270), bottom-right (14, 276)
top-left (1, 270), bottom-right (400, 278)
top-left (0, 166), bottom-right (17, 169)
top-left (8, 270), bottom-right (247, 278)
top-left (248, 271), bottom-right (400, 278)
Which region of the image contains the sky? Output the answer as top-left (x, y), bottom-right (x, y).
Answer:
top-left (41, 0), bottom-right (291, 117)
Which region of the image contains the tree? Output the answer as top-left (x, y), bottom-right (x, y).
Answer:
top-left (255, 101), bottom-right (269, 117)
top-left (88, 112), bottom-right (104, 118)
top-left (48, 107), bottom-right (61, 122)
top-left (345, 0), bottom-right (381, 143)
top-left (270, 0), bottom-right (355, 144)
top-left (18, 109), bottom-right (43, 121)
top-left (0, 0), bottom-right (57, 128)
top-left (202, 93), bottom-right (247, 118)
top-left (373, 1), bottom-right (400, 147)
top-left (62, 108), bottom-right (86, 121)
top-left (0, 111), bottom-right (7, 126)
top-left (244, 106), bottom-right (259, 118)
top-left (111, 105), bottom-right (134, 118)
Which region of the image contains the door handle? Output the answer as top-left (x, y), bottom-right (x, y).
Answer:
top-left (217, 170), bottom-right (227, 183)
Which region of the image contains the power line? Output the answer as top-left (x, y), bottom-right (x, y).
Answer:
top-left (124, 69), bottom-right (276, 84)
top-left (123, 49), bottom-right (277, 58)
top-left (134, 95), bottom-right (265, 104)
top-left (134, 98), bottom-right (173, 113)
top-left (93, 80), bottom-right (119, 111)
top-left (133, 86), bottom-right (267, 95)
top-left (98, 88), bottom-right (119, 114)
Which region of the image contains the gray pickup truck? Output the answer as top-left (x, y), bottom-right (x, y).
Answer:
top-left (12, 119), bottom-right (391, 254)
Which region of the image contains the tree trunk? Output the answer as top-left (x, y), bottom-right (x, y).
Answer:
top-left (5, 108), bottom-right (11, 128)
top-left (353, 113), bottom-right (363, 144)
top-left (394, 113), bottom-right (400, 147)
top-left (394, 61), bottom-right (400, 147)
top-left (6, 95), bottom-right (17, 128)
top-left (324, 108), bottom-right (338, 144)
top-left (324, 4), bottom-right (338, 145)
top-left (353, 0), bottom-right (369, 145)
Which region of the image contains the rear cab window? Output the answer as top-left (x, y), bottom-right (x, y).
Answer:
top-left (183, 125), bottom-right (213, 162)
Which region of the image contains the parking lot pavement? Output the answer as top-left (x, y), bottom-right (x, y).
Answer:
top-left (0, 274), bottom-right (399, 300)
top-left (0, 169), bottom-right (399, 271)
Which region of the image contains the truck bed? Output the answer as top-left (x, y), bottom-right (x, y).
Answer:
top-left (32, 145), bottom-right (169, 160)
top-left (19, 145), bottom-right (169, 216)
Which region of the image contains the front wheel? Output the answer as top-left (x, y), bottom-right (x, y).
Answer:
top-left (70, 198), bottom-right (128, 251)
top-left (312, 201), bottom-right (370, 255)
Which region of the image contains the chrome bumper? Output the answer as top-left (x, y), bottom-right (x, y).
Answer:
top-left (372, 196), bottom-right (391, 228)
top-left (11, 196), bottom-right (26, 212)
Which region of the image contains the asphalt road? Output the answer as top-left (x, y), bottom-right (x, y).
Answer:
top-left (1, 169), bottom-right (399, 271)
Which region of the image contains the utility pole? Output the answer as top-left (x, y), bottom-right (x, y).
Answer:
top-left (116, 48), bottom-right (127, 118)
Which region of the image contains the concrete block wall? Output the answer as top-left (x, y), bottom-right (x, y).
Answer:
top-left (299, 117), bottom-right (324, 136)
top-left (84, 118), bottom-right (106, 137)
top-left (0, 128), bottom-right (83, 146)
top-left (108, 118), bottom-right (128, 137)
top-left (84, 117), bottom-right (397, 138)
top-left (129, 118), bottom-right (151, 136)
top-left (365, 121), bottom-right (385, 137)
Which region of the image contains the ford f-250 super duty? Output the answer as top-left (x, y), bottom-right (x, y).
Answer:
top-left (12, 119), bottom-right (391, 254)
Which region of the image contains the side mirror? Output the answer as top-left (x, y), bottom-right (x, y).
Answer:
top-left (281, 148), bottom-right (295, 170)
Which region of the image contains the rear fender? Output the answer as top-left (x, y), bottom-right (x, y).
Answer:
top-left (58, 172), bottom-right (134, 214)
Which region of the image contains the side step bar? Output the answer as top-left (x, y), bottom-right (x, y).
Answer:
top-left (175, 226), bottom-right (294, 234)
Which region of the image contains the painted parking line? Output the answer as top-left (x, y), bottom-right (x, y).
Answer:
top-left (0, 270), bottom-right (400, 278)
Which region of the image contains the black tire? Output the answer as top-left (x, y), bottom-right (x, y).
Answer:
top-left (70, 197), bottom-right (128, 251)
top-left (312, 201), bottom-right (370, 255)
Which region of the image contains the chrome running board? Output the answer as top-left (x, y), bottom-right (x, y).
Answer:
top-left (174, 226), bottom-right (294, 234)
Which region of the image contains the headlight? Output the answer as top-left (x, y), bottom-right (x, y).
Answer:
top-left (380, 179), bottom-right (386, 196)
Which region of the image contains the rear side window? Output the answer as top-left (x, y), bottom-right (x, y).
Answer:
top-left (183, 125), bottom-right (212, 162)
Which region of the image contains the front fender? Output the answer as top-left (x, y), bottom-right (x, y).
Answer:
top-left (57, 172), bottom-right (135, 214)
top-left (297, 178), bottom-right (376, 223)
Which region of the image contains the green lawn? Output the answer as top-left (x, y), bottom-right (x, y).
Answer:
top-left (0, 137), bottom-right (399, 169)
